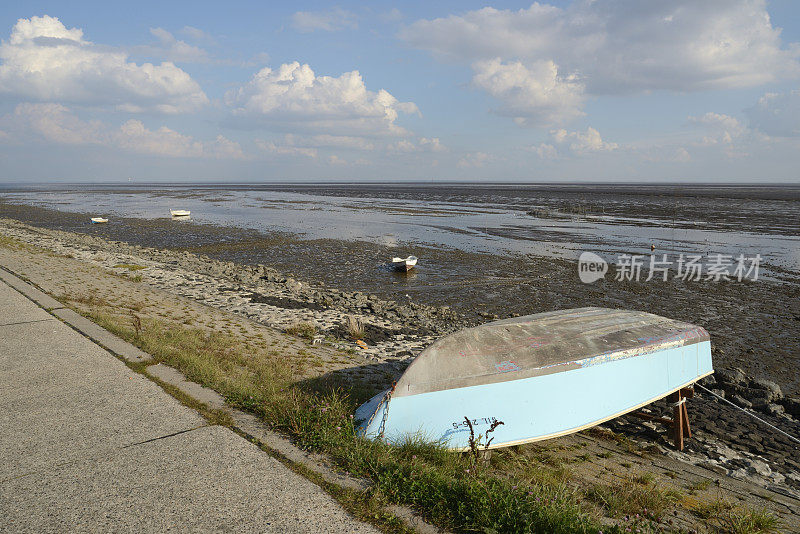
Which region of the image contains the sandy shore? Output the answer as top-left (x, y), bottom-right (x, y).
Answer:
top-left (1, 214), bottom-right (799, 496)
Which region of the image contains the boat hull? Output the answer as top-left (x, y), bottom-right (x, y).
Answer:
top-left (358, 340), bottom-right (712, 450)
top-left (393, 262), bottom-right (415, 272)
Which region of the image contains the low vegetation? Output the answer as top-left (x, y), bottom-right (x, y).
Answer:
top-left (692, 499), bottom-right (779, 534)
top-left (84, 310), bottom-right (603, 532)
top-left (72, 303), bottom-right (781, 534)
top-left (113, 263), bottom-right (148, 271)
top-left (345, 314), bottom-right (365, 340)
top-left (585, 472), bottom-right (680, 520)
top-left (285, 321), bottom-right (317, 341)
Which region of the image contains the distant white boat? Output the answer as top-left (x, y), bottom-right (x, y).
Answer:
top-left (90, 217), bottom-right (108, 224)
top-left (170, 209), bottom-right (191, 217)
top-left (392, 255), bottom-right (417, 272)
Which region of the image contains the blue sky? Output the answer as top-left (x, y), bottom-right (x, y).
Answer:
top-left (0, 1), bottom-right (799, 182)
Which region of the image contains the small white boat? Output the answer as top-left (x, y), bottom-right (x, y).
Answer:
top-left (170, 209), bottom-right (191, 217)
top-left (356, 307), bottom-right (713, 451)
top-left (90, 217), bottom-right (108, 224)
top-left (391, 255), bottom-right (417, 272)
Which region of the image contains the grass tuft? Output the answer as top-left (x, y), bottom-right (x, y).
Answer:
top-left (285, 321), bottom-right (317, 340)
top-left (693, 499), bottom-right (779, 533)
top-left (113, 263), bottom-right (147, 271)
top-left (585, 472), bottom-right (680, 520)
top-left (345, 315), bottom-right (365, 339)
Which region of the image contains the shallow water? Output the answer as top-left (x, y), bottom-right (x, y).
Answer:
top-left (3, 183), bottom-right (800, 273)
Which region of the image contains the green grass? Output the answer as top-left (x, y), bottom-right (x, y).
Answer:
top-left (585, 472), bottom-right (680, 520)
top-left (84, 310), bottom-right (609, 533)
top-left (285, 321), bottom-right (317, 340)
top-left (345, 315), bottom-right (365, 339)
top-left (77, 308), bottom-right (783, 534)
top-left (113, 263), bottom-right (147, 271)
top-left (693, 499), bottom-right (779, 533)
top-left (688, 478), bottom-right (712, 493)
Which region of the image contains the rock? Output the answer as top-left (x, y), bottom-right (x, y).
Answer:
top-left (730, 395), bottom-right (752, 409)
top-left (700, 374), bottom-right (717, 387)
top-left (766, 403), bottom-right (785, 416)
top-left (696, 460), bottom-right (729, 476)
top-left (781, 397), bottom-right (800, 417)
top-left (743, 388), bottom-right (772, 403)
top-left (744, 458), bottom-right (784, 481)
top-left (285, 278), bottom-right (302, 292)
top-left (748, 378), bottom-right (783, 402)
top-left (718, 367), bottom-right (748, 386)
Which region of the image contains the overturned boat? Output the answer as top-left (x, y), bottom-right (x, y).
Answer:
top-left (355, 307), bottom-right (712, 450)
top-left (90, 217), bottom-right (108, 224)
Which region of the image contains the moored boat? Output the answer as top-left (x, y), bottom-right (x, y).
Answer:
top-left (355, 307), bottom-right (713, 450)
top-left (90, 217), bottom-right (108, 224)
top-left (170, 209), bottom-right (191, 217)
top-left (391, 255), bottom-right (417, 272)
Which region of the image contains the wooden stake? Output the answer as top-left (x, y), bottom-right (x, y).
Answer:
top-left (668, 391), bottom-right (684, 450)
top-left (630, 387), bottom-right (694, 450)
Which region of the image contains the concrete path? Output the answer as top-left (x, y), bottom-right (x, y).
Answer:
top-left (0, 275), bottom-right (378, 533)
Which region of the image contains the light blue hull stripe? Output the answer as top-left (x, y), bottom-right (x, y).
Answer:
top-left (361, 341), bottom-right (712, 450)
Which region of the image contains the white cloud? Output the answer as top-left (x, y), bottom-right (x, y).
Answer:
top-left (530, 143), bottom-right (557, 159)
top-left (179, 26), bottom-right (213, 43)
top-left (285, 133), bottom-right (375, 150)
top-left (688, 112), bottom-right (748, 145)
top-left (388, 137), bottom-right (446, 153)
top-left (471, 58), bottom-right (585, 126)
top-left (529, 127), bottom-right (618, 158)
top-left (4, 103), bottom-right (243, 159)
top-left (12, 103), bottom-right (104, 145)
top-left (291, 8), bottom-right (357, 33)
top-left (255, 139), bottom-right (318, 159)
top-left (641, 146), bottom-right (692, 163)
top-left (135, 27), bottom-right (210, 63)
top-left (689, 112), bottom-right (746, 135)
top-left (746, 89), bottom-right (800, 136)
top-left (402, 1), bottom-right (800, 125)
top-left (114, 121), bottom-right (245, 159)
top-left (208, 134), bottom-right (246, 159)
top-left (0, 15), bottom-right (208, 113)
top-left (381, 9), bottom-right (404, 23)
top-left (551, 127), bottom-right (618, 154)
top-left (419, 137), bottom-right (445, 152)
top-left (388, 139), bottom-right (416, 152)
top-left (114, 119), bottom-right (204, 157)
top-left (225, 61), bottom-right (418, 136)
top-left (457, 151), bottom-right (491, 168)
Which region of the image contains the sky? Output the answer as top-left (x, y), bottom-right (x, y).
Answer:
top-left (0, 0), bottom-right (799, 183)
